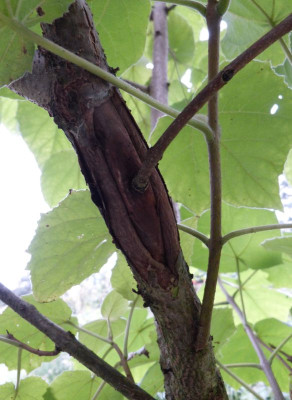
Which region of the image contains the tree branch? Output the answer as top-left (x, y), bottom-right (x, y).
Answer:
top-left (132, 13), bottom-right (292, 192)
top-left (150, 1), bottom-right (169, 129)
top-left (177, 223), bottom-right (210, 246)
top-left (153, 0), bottom-right (206, 16)
top-left (0, 12), bottom-right (211, 139)
top-left (222, 223), bottom-right (292, 244)
top-left (0, 283), bottom-right (154, 400)
top-left (195, 0), bottom-right (222, 351)
top-left (218, 278), bottom-right (285, 400)
top-left (0, 332), bottom-right (60, 357)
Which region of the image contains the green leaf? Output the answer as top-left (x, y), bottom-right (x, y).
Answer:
top-left (127, 309), bottom-right (155, 352)
top-left (0, 377), bottom-right (47, 400)
top-left (101, 291), bottom-right (129, 321)
top-left (17, 101), bottom-right (86, 206)
top-left (218, 324), bottom-right (289, 392)
top-left (219, 62), bottom-right (292, 209)
top-left (211, 308), bottom-right (236, 355)
top-left (150, 116), bottom-right (209, 214)
top-left (0, 97), bottom-right (18, 131)
top-left (218, 270), bottom-right (292, 324)
top-left (284, 148), bottom-right (292, 186)
top-left (175, 5), bottom-right (206, 42)
top-left (262, 236), bottom-right (292, 258)
top-left (88, 0), bottom-right (151, 74)
top-left (0, 1), bottom-right (72, 86)
top-left (28, 190), bottom-right (114, 302)
top-left (140, 363), bottom-right (164, 396)
top-left (266, 262), bottom-right (292, 288)
top-left (168, 12), bottom-right (195, 65)
top-left (255, 318), bottom-right (292, 355)
top-left (0, 383), bottom-right (14, 400)
top-left (17, 101), bottom-right (71, 168)
top-left (41, 150), bottom-right (86, 207)
top-left (152, 63), bottom-right (292, 213)
top-left (0, 26), bottom-right (35, 87)
top-left (0, 296), bottom-right (76, 372)
top-left (221, 0), bottom-right (291, 65)
top-left (192, 204), bottom-right (282, 273)
top-left (111, 255), bottom-right (137, 301)
top-left (0, 86), bottom-right (24, 100)
top-left (274, 34), bottom-right (292, 90)
top-left (50, 371), bottom-right (99, 400)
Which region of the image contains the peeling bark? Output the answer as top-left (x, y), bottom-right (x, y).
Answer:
top-left (10, 1), bottom-right (227, 398)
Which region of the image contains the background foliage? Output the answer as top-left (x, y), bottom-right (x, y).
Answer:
top-left (0, 0), bottom-right (291, 399)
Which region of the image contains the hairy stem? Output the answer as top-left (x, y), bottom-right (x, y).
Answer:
top-left (218, 278), bottom-right (285, 400)
top-left (132, 13), bottom-right (292, 191)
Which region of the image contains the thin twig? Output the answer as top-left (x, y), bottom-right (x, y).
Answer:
top-left (132, 13), bottom-right (292, 192)
top-left (269, 334), bottom-right (292, 365)
top-left (235, 257), bottom-right (247, 322)
top-left (123, 297), bottom-right (138, 359)
top-left (122, 79), bottom-right (149, 93)
top-left (222, 223), bottom-right (292, 244)
top-left (224, 362), bottom-right (262, 370)
top-left (0, 333), bottom-right (60, 357)
top-left (13, 348), bottom-right (22, 400)
top-left (218, 278), bottom-right (284, 400)
top-left (195, 0), bottom-right (222, 351)
top-left (0, 283), bottom-right (154, 400)
top-left (92, 381), bottom-right (106, 400)
top-left (177, 223), bottom-right (209, 246)
top-left (216, 360), bottom-right (265, 400)
top-left (67, 322), bottom-right (112, 344)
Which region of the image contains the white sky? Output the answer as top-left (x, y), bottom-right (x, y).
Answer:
top-left (0, 124), bottom-right (49, 289)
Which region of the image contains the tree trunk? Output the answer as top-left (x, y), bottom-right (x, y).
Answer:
top-left (10, 1), bottom-right (227, 399)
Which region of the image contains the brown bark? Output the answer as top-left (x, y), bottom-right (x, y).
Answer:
top-left (10, 1), bottom-right (227, 398)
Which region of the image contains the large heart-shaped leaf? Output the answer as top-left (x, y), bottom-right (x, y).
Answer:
top-left (27, 190), bottom-right (114, 302)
